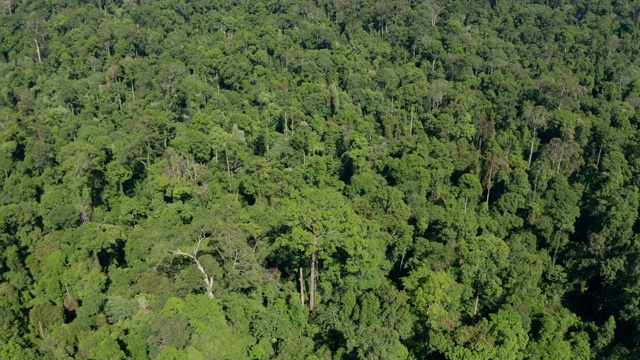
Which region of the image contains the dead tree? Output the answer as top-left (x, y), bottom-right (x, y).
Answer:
top-left (3, 0), bottom-right (14, 14)
top-left (523, 104), bottom-right (548, 167)
top-left (173, 231), bottom-right (214, 299)
top-left (422, 0), bottom-right (441, 27)
top-left (24, 15), bottom-right (47, 63)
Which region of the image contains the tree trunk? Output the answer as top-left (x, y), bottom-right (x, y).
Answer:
top-left (225, 149), bottom-right (232, 191)
top-left (284, 110), bottom-right (288, 134)
top-left (299, 267), bottom-right (305, 307)
top-left (473, 295), bottom-right (479, 317)
top-left (174, 241), bottom-right (214, 299)
top-left (485, 165), bottom-right (493, 205)
top-left (194, 260), bottom-right (214, 298)
top-left (596, 143), bottom-right (603, 168)
top-left (552, 232), bottom-right (561, 266)
top-left (409, 104), bottom-right (414, 136)
top-left (204, 274), bottom-right (214, 299)
top-left (34, 38), bottom-right (42, 63)
top-left (310, 251), bottom-right (317, 311)
top-left (528, 132), bottom-right (535, 167)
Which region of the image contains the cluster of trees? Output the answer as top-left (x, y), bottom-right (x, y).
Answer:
top-left (2, 0), bottom-right (640, 358)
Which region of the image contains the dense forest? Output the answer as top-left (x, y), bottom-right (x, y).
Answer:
top-left (2, 0), bottom-right (640, 358)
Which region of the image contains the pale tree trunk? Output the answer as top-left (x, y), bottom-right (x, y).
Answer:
top-left (473, 295), bottom-right (479, 317)
top-left (225, 149), bottom-right (232, 191)
top-left (34, 38), bottom-right (42, 63)
top-left (299, 267), bottom-right (305, 307)
top-left (284, 110), bottom-right (288, 134)
top-left (552, 232), bottom-right (561, 266)
top-left (4, 0), bottom-right (13, 14)
top-left (528, 133), bottom-right (535, 167)
top-left (25, 18), bottom-right (46, 63)
top-left (485, 165), bottom-right (493, 205)
top-left (310, 251), bottom-right (317, 311)
top-left (196, 261), bottom-right (214, 299)
top-left (173, 234), bottom-right (214, 299)
top-left (505, 140), bottom-right (512, 160)
top-left (556, 156), bottom-right (562, 174)
top-left (290, 112), bottom-right (294, 133)
top-left (409, 104), bottom-right (414, 136)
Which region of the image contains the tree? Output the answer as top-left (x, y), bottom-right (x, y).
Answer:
top-left (531, 174), bottom-right (581, 264)
top-left (458, 173), bottom-right (483, 212)
top-left (457, 234), bottom-right (511, 317)
top-left (1, 0), bottom-right (640, 357)
top-left (24, 13), bottom-right (47, 63)
top-left (429, 78), bottom-right (451, 109)
top-left (523, 103), bottom-right (549, 167)
top-left (538, 69), bottom-right (586, 111)
top-left (403, 266), bottom-right (460, 331)
top-left (484, 149), bottom-right (506, 206)
top-left (279, 187), bottom-right (364, 311)
top-left (420, 0), bottom-right (443, 27)
top-left (173, 229), bottom-right (215, 299)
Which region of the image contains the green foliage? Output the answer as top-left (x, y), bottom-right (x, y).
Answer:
top-left (104, 296), bottom-right (138, 324)
top-left (2, 0), bottom-right (640, 358)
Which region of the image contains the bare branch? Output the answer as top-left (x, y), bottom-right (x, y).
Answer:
top-left (173, 234), bottom-right (215, 299)
top-left (215, 246), bottom-right (226, 263)
top-left (172, 249), bottom-right (195, 259)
